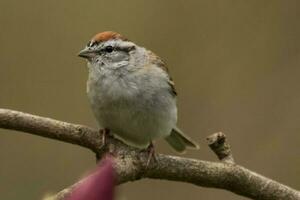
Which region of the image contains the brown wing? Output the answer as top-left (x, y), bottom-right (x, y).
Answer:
top-left (168, 78), bottom-right (177, 96)
top-left (148, 50), bottom-right (177, 96)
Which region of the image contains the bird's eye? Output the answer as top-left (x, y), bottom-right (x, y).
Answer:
top-left (104, 45), bottom-right (114, 53)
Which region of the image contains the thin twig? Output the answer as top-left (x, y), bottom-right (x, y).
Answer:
top-left (207, 132), bottom-right (235, 163)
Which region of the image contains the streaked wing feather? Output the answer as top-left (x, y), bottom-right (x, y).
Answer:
top-left (148, 50), bottom-right (177, 97)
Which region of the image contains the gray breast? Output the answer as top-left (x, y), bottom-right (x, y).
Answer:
top-left (87, 64), bottom-right (177, 149)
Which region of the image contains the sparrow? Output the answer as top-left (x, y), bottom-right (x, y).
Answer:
top-left (78, 31), bottom-right (199, 153)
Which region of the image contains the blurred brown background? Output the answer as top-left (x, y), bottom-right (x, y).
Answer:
top-left (0, 0), bottom-right (299, 199)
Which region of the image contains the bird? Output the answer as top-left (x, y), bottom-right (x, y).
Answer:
top-left (78, 31), bottom-right (199, 154)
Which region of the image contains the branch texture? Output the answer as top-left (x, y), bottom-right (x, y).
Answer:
top-left (207, 132), bottom-right (235, 163)
top-left (0, 108), bottom-right (299, 200)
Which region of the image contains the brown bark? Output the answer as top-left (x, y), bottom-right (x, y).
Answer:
top-left (0, 108), bottom-right (299, 200)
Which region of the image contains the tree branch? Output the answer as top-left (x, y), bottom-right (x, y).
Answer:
top-left (0, 109), bottom-right (101, 152)
top-left (0, 108), bottom-right (299, 200)
top-left (207, 132), bottom-right (235, 164)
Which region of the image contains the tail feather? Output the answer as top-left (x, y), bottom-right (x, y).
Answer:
top-left (165, 127), bottom-right (199, 153)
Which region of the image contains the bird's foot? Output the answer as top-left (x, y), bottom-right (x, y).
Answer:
top-left (145, 142), bottom-right (157, 168)
top-left (97, 128), bottom-right (117, 160)
top-left (99, 128), bottom-right (110, 148)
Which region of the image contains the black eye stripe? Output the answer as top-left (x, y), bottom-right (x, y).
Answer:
top-left (104, 45), bottom-right (114, 53)
top-left (107, 46), bottom-right (135, 52)
top-left (98, 45), bottom-right (136, 54)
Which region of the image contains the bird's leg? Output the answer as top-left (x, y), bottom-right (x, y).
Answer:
top-left (99, 128), bottom-right (110, 148)
top-left (146, 142), bottom-right (157, 168)
top-left (96, 128), bottom-right (110, 161)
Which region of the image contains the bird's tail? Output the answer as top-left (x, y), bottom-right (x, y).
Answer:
top-left (165, 127), bottom-right (199, 153)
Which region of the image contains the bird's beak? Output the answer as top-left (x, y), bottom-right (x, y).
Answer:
top-left (78, 48), bottom-right (97, 59)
